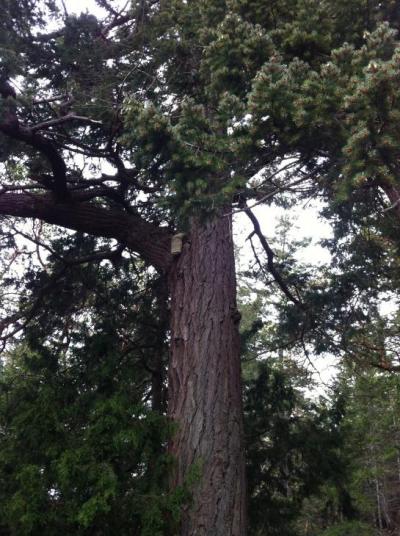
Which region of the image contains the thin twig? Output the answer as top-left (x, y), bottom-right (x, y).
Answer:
top-left (228, 176), bottom-right (312, 216)
top-left (30, 114), bottom-right (102, 132)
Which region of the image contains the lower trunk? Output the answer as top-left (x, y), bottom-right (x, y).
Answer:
top-left (168, 213), bottom-right (247, 536)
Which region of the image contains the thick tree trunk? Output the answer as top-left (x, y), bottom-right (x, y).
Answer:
top-left (168, 213), bottom-right (247, 536)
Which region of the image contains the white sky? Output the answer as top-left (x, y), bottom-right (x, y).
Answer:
top-left (61, 0), bottom-right (112, 16)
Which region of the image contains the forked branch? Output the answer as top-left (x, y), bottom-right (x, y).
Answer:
top-left (243, 201), bottom-right (303, 307)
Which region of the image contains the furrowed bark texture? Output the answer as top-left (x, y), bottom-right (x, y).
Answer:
top-left (168, 214), bottom-right (247, 536)
top-left (0, 193), bottom-right (172, 272)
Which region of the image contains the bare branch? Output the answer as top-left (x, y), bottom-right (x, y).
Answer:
top-left (229, 173), bottom-right (316, 216)
top-left (60, 0), bottom-right (68, 17)
top-left (243, 201), bottom-right (303, 307)
top-left (30, 114), bottom-right (102, 132)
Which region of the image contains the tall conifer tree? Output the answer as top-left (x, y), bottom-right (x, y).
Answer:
top-left (1, 1), bottom-right (400, 534)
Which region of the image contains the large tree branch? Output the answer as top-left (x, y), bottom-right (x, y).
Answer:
top-left (0, 192), bottom-right (173, 272)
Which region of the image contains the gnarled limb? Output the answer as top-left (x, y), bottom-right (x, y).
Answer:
top-left (0, 192), bottom-right (172, 273)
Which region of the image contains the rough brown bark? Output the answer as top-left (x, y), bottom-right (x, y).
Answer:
top-left (0, 192), bottom-right (172, 272)
top-left (168, 213), bottom-right (247, 536)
